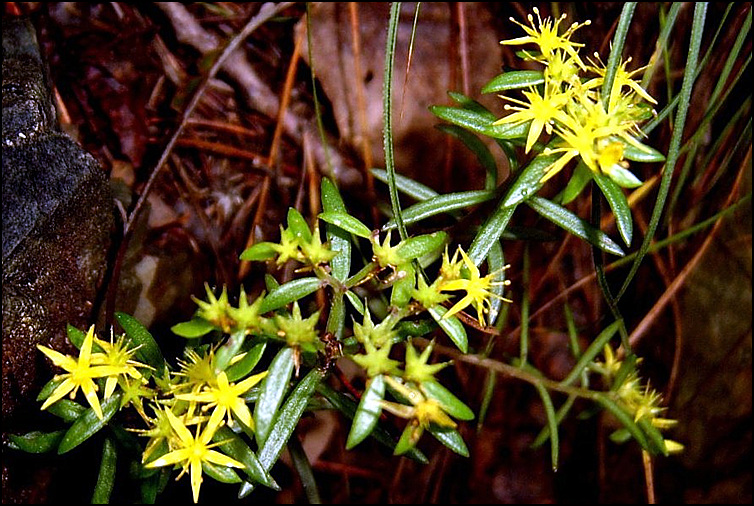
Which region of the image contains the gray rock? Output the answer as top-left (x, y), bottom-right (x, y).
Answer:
top-left (2, 17), bottom-right (114, 420)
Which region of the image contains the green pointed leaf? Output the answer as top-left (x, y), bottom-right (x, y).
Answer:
top-left (66, 324), bottom-right (88, 350)
top-left (45, 399), bottom-right (86, 423)
top-left (91, 437), bottom-right (117, 504)
top-left (606, 164), bottom-right (643, 188)
top-left (346, 375), bottom-right (385, 449)
top-left (428, 425), bottom-right (469, 457)
top-left (226, 342), bottom-right (267, 382)
top-left (286, 207), bottom-right (312, 242)
top-left (394, 423), bottom-right (418, 456)
top-left (502, 151), bottom-right (561, 208)
top-left (534, 382), bottom-right (559, 471)
top-left (429, 104), bottom-right (529, 140)
top-left (58, 393), bottom-right (122, 454)
top-left (526, 196), bottom-right (625, 257)
top-left (593, 172), bottom-right (633, 246)
top-left (383, 191), bottom-right (496, 229)
top-left (318, 211), bottom-right (373, 239)
top-left (421, 380), bottom-right (474, 421)
top-left (370, 169), bottom-right (439, 201)
top-left (214, 425), bottom-right (278, 490)
top-left (214, 329), bottom-right (247, 373)
top-left (115, 313), bottom-right (165, 371)
top-left (254, 347), bottom-right (295, 448)
top-left (321, 178), bottom-right (352, 281)
top-left (239, 241), bottom-right (278, 262)
top-left (428, 305), bottom-right (468, 353)
top-left (562, 162), bottom-right (593, 204)
top-left (252, 369), bottom-right (325, 486)
top-left (396, 232), bottom-right (449, 261)
top-left (170, 317), bottom-right (217, 339)
top-left (485, 241), bottom-right (508, 326)
top-left (619, 137), bottom-right (666, 163)
top-left (481, 70), bottom-right (545, 93)
top-left (202, 462), bottom-right (241, 484)
top-left (8, 430), bottom-right (65, 454)
top-left (345, 290), bottom-right (365, 316)
top-left (390, 262), bottom-right (415, 308)
top-left (467, 201), bottom-right (517, 266)
top-left (259, 277), bottom-right (321, 314)
top-left (316, 382), bottom-right (428, 463)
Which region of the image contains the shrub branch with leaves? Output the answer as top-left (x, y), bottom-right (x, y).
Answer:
top-left (8, 6), bottom-right (706, 503)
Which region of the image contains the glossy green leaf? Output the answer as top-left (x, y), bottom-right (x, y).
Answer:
top-left (467, 203), bottom-right (516, 267)
top-left (321, 178), bottom-right (352, 281)
top-left (254, 347), bottom-right (295, 448)
top-left (394, 423), bottom-right (417, 456)
top-left (383, 191), bottom-right (496, 230)
top-left (429, 104), bottom-right (529, 140)
top-left (66, 324), bottom-right (88, 350)
top-left (428, 425), bottom-right (469, 457)
top-left (346, 375), bottom-right (385, 449)
top-left (239, 241), bottom-right (278, 262)
top-left (592, 172), bottom-right (633, 246)
top-left (526, 196), bottom-right (625, 257)
top-left (481, 70), bottom-right (545, 93)
top-left (214, 425), bottom-right (278, 489)
top-left (45, 399), bottom-right (86, 423)
top-left (8, 430), bottom-right (65, 454)
top-left (562, 162), bottom-right (593, 204)
top-left (421, 380), bottom-right (474, 421)
top-left (428, 305), bottom-right (468, 353)
top-left (202, 462), bottom-right (241, 484)
top-left (226, 342), bottom-right (267, 382)
top-left (316, 383), bottom-right (428, 463)
top-left (58, 393), bottom-right (122, 454)
top-left (318, 211), bottom-right (373, 239)
top-left (286, 207), bottom-right (312, 243)
top-left (370, 169), bottom-right (439, 201)
top-left (259, 277), bottom-right (321, 314)
top-left (345, 290), bottom-right (365, 315)
top-left (606, 164), bottom-right (643, 188)
top-left (534, 383), bottom-right (559, 471)
top-left (503, 151), bottom-right (561, 207)
top-left (396, 231), bottom-right (449, 261)
top-left (239, 368), bottom-right (326, 498)
top-left (170, 317), bottom-right (216, 339)
top-left (214, 329), bottom-right (247, 373)
top-left (390, 262), bottom-right (416, 308)
top-left (619, 137), bottom-right (666, 163)
top-left (115, 312), bottom-right (165, 371)
top-left (91, 437), bottom-right (117, 504)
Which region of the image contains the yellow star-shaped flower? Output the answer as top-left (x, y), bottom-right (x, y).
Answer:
top-left (37, 326), bottom-right (123, 420)
top-left (144, 409), bottom-right (243, 503)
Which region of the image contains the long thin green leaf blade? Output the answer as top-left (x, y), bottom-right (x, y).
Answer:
top-left (383, 190), bottom-right (496, 230)
top-left (254, 347), bottom-right (295, 447)
top-left (259, 277), bottom-right (321, 314)
top-left (534, 383), bottom-right (559, 471)
top-left (91, 437), bottom-right (117, 504)
top-left (346, 375), bottom-right (385, 449)
top-left (115, 312), bottom-right (165, 372)
top-left (428, 305), bottom-right (468, 353)
top-left (58, 393), bottom-right (122, 454)
top-left (321, 177), bottom-right (353, 281)
top-left (526, 196), bottom-right (625, 256)
top-left (592, 173), bottom-right (633, 247)
top-left (481, 70), bottom-right (545, 94)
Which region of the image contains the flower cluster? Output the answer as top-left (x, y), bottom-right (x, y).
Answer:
top-left (593, 345), bottom-right (684, 454)
top-left (495, 7), bottom-right (658, 187)
top-left (37, 325), bottom-right (149, 420)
